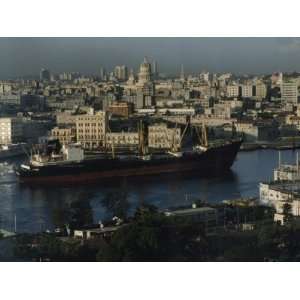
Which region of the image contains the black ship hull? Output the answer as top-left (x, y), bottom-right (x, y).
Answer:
top-left (16, 140), bottom-right (242, 184)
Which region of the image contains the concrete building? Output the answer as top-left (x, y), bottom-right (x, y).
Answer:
top-left (51, 126), bottom-right (76, 145)
top-left (235, 121), bottom-right (279, 142)
top-left (226, 84), bottom-right (240, 98)
top-left (259, 181), bottom-right (300, 224)
top-left (212, 103), bottom-right (232, 119)
top-left (281, 81), bottom-right (298, 105)
top-left (0, 117), bottom-right (23, 144)
top-left (76, 111), bottom-right (107, 149)
top-left (148, 123), bottom-right (181, 150)
top-left (22, 119), bottom-right (50, 144)
top-left (107, 101), bottom-right (134, 118)
top-left (106, 132), bottom-right (139, 148)
top-left (0, 94), bottom-right (21, 106)
top-left (56, 113), bottom-right (78, 126)
top-left (137, 57), bottom-right (152, 86)
top-left (241, 84), bottom-right (253, 98)
top-left (255, 81), bottom-right (267, 100)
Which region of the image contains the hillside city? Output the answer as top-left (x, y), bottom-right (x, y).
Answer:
top-left (2, 57), bottom-right (300, 261)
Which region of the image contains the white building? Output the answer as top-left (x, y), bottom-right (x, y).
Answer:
top-left (241, 84), bottom-right (253, 98)
top-left (76, 111), bottom-right (107, 149)
top-left (281, 81), bottom-right (298, 105)
top-left (255, 81), bottom-right (267, 100)
top-left (106, 132), bottom-right (139, 148)
top-left (0, 117), bottom-right (23, 145)
top-left (260, 181), bottom-right (300, 224)
top-left (226, 84), bottom-right (240, 98)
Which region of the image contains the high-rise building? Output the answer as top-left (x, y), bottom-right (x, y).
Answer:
top-left (137, 57), bottom-right (152, 86)
top-left (114, 65), bottom-right (128, 81)
top-left (100, 67), bottom-right (106, 81)
top-left (152, 60), bottom-right (158, 79)
top-left (134, 58), bottom-right (155, 108)
top-left (281, 81), bottom-right (298, 105)
top-left (241, 84), bottom-right (253, 98)
top-left (255, 81), bottom-right (267, 100)
top-left (180, 64), bottom-right (185, 81)
top-left (40, 68), bottom-right (51, 81)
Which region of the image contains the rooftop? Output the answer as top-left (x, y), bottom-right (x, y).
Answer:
top-left (165, 206), bottom-right (216, 217)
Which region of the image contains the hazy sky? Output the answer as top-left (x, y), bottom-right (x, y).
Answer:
top-left (2, 37), bottom-right (300, 78)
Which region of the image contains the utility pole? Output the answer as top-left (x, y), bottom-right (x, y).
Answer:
top-left (14, 214), bottom-right (17, 233)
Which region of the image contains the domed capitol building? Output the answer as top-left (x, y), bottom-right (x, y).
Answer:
top-left (137, 57), bottom-right (152, 86)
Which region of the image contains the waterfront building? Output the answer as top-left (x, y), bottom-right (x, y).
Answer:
top-left (259, 181), bottom-right (300, 224)
top-left (0, 117), bottom-right (23, 144)
top-left (105, 131), bottom-right (139, 148)
top-left (76, 111), bottom-right (107, 149)
top-left (235, 121), bottom-right (279, 142)
top-left (148, 123), bottom-right (181, 150)
top-left (50, 126), bottom-right (76, 145)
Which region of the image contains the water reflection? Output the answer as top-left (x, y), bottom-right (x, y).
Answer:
top-left (0, 149), bottom-right (299, 233)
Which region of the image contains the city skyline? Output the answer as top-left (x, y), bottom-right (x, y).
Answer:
top-left (2, 37), bottom-right (300, 79)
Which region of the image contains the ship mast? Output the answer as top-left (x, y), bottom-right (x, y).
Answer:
top-left (179, 121), bottom-right (189, 150)
top-left (201, 122), bottom-right (208, 147)
top-left (138, 120), bottom-right (148, 156)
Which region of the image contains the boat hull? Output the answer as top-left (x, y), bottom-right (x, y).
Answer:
top-left (17, 140), bottom-right (242, 185)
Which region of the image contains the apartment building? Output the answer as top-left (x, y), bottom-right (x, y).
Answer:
top-left (76, 111), bottom-right (107, 149)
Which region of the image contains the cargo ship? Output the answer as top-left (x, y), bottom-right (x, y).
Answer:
top-left (16, 123), bottom-right (242, 184)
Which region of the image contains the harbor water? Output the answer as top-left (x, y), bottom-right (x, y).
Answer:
top-left (0, 149), bottom-right (299, 233)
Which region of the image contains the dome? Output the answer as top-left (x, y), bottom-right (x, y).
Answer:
top-left (137, 57), bottom-right (152, 85)
top-left (139, 57), bottom-right (151, 74)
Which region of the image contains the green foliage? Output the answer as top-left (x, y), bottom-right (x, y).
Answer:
top-left (69, 200), bottom-right (93, 229)
top-left (97, 206), bottom-right (208, 262)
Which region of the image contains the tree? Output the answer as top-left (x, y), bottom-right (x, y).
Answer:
top-left (69, 200), bottom-right (93, 229)
top-left (96, 205), bottom-right (209, 262)
top-left (282, 202), bottom-right (293, 225)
